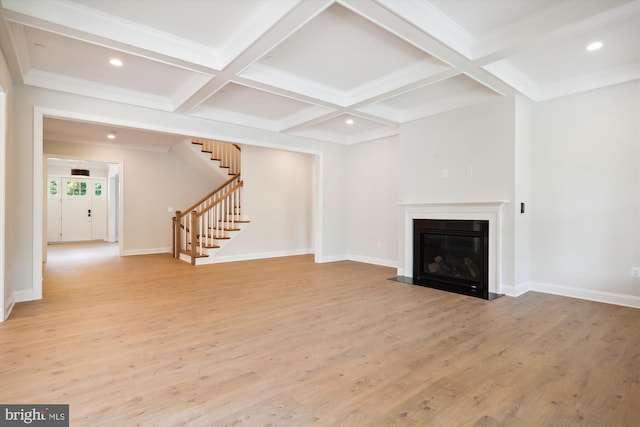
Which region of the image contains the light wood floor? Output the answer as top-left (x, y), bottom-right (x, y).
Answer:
top-left (1, 242), bottom-right (639, 426)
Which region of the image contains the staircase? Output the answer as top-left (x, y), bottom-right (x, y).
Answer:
top-left (172, 139), bottom-right (249, 265)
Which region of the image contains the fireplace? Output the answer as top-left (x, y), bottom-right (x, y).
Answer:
top-left (400, 201), bottom-right (507, 298)
top-left (413, 219), bottom-right (489, 299)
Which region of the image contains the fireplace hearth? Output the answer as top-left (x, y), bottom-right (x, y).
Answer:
top-left (413, 219), bottom-right (489, 299)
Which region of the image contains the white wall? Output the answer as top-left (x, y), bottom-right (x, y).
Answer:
top-left (399, 97), bottom-right (515, 203)
top-left (531, 81), bottom-right (640, 306)
top-left (346, 136), bottom-right (399, 267)
top-left (213, 144), bottom-right (314, 261)
top-left (398, 97), bottom-right (517, 286)
top-left (47, 164), bottom-right (109, 178)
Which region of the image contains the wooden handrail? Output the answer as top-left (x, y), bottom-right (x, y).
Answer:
top-left (176, 175), bottom-right (239, 221)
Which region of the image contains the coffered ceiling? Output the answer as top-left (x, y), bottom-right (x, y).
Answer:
top-left (0, 0), bottom-right (638, 148)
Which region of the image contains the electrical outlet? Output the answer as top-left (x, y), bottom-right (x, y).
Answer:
top-left (631, 267), bottom-right (640, 278)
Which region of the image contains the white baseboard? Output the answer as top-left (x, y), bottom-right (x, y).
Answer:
top-left (3, 292), bottom-right (15, 321)
top-left (531, 281), bottom-right (640, 309)
top-left (501, 282), bottom-right (532, 297)
top-left (347, 254), bottom-right (397, 268)
top-left (121, 247), bottom-right (172, 256)
top-left (14, 289), bottom-right (36, 303)
top-left (315, 254), bottom-right (347, 263)
top-left (213, 248), bottom-right (313, 264)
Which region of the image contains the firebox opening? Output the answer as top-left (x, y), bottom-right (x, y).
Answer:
top-left (413, 219), bottom-right (489, 299)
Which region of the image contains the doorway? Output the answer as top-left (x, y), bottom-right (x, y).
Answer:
top-left (46, 158), bottom-right (119, 246)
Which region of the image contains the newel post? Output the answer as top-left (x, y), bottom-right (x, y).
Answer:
top-left (173, 211), bottom-right (182, 258)
top-left (190, 210), bottom-right (198, 265)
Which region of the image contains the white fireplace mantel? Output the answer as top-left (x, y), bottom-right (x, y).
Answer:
top-left (399, 200), bottom-right (510, 295)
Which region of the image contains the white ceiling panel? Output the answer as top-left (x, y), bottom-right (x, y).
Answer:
top-left (24, 27), bottom-right (210, 98)
top-left (251, 3), bottom-right (435, 91)
top-left (361, 74), bottom-right (502, 122)
top-left (291, 113), bottom-right (397, 144)
top-left (429, 0), bottom-right (557, 38)
top-left (191, 82), bottom-right (334, 131)
top-left (69, 0), bottom-right (262, 48)
top-left (197, 83), bottom-right (323, 121)
top-left (503, 14), bottom-right (640, 84)
top-left (485, 9), bottom-right (640, 100)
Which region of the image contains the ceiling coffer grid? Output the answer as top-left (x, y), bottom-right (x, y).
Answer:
top-left (0, 0), bottom-right (637, 147)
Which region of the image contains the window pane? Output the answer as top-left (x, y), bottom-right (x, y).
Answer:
top-left (80, 182), bottom-right (87, 196)
top-left (49, 180), bottom-right (58, 196)
top-left (95, 183), bottom-right (102, 196)
top-left (66, 181), bottom-right (74, 196)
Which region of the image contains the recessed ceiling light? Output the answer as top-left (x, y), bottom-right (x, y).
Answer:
top-left (586, 41), bottom-right (603, 51)
top-left (107, 132), bottom-right (116, 139)
top-left (109, 58), bottom-right (123, 67)
top-left (345, 118), bottom-right (354, 125)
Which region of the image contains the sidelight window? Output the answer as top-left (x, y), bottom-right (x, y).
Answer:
top-left (49, 180), bottom-right (58, 196)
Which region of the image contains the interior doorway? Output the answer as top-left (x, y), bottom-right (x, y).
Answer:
top-left (46, 158), bottom-right (119, 247)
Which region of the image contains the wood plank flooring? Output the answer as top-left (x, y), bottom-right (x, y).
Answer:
top-left (1, 242), bottom-right (639, 426)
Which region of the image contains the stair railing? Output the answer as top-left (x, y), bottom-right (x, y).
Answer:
top-left (173, 175), bottom-right (243, 264)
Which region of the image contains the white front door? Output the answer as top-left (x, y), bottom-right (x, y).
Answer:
top-left (47, 176), bottom-right (109, 242)
top-left (61, 178), bottom-right (92, 242)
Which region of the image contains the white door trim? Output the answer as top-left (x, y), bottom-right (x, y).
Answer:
top-left (34, 107), bottom-right (126, 301)
top-left (32, 105), bottom-right (325, 302)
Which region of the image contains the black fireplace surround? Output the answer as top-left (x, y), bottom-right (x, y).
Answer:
top-left (413, 219), bottom-right (489, 299)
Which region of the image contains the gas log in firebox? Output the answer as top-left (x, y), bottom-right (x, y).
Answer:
top-left (413, 219), bottom-right (489, 299)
